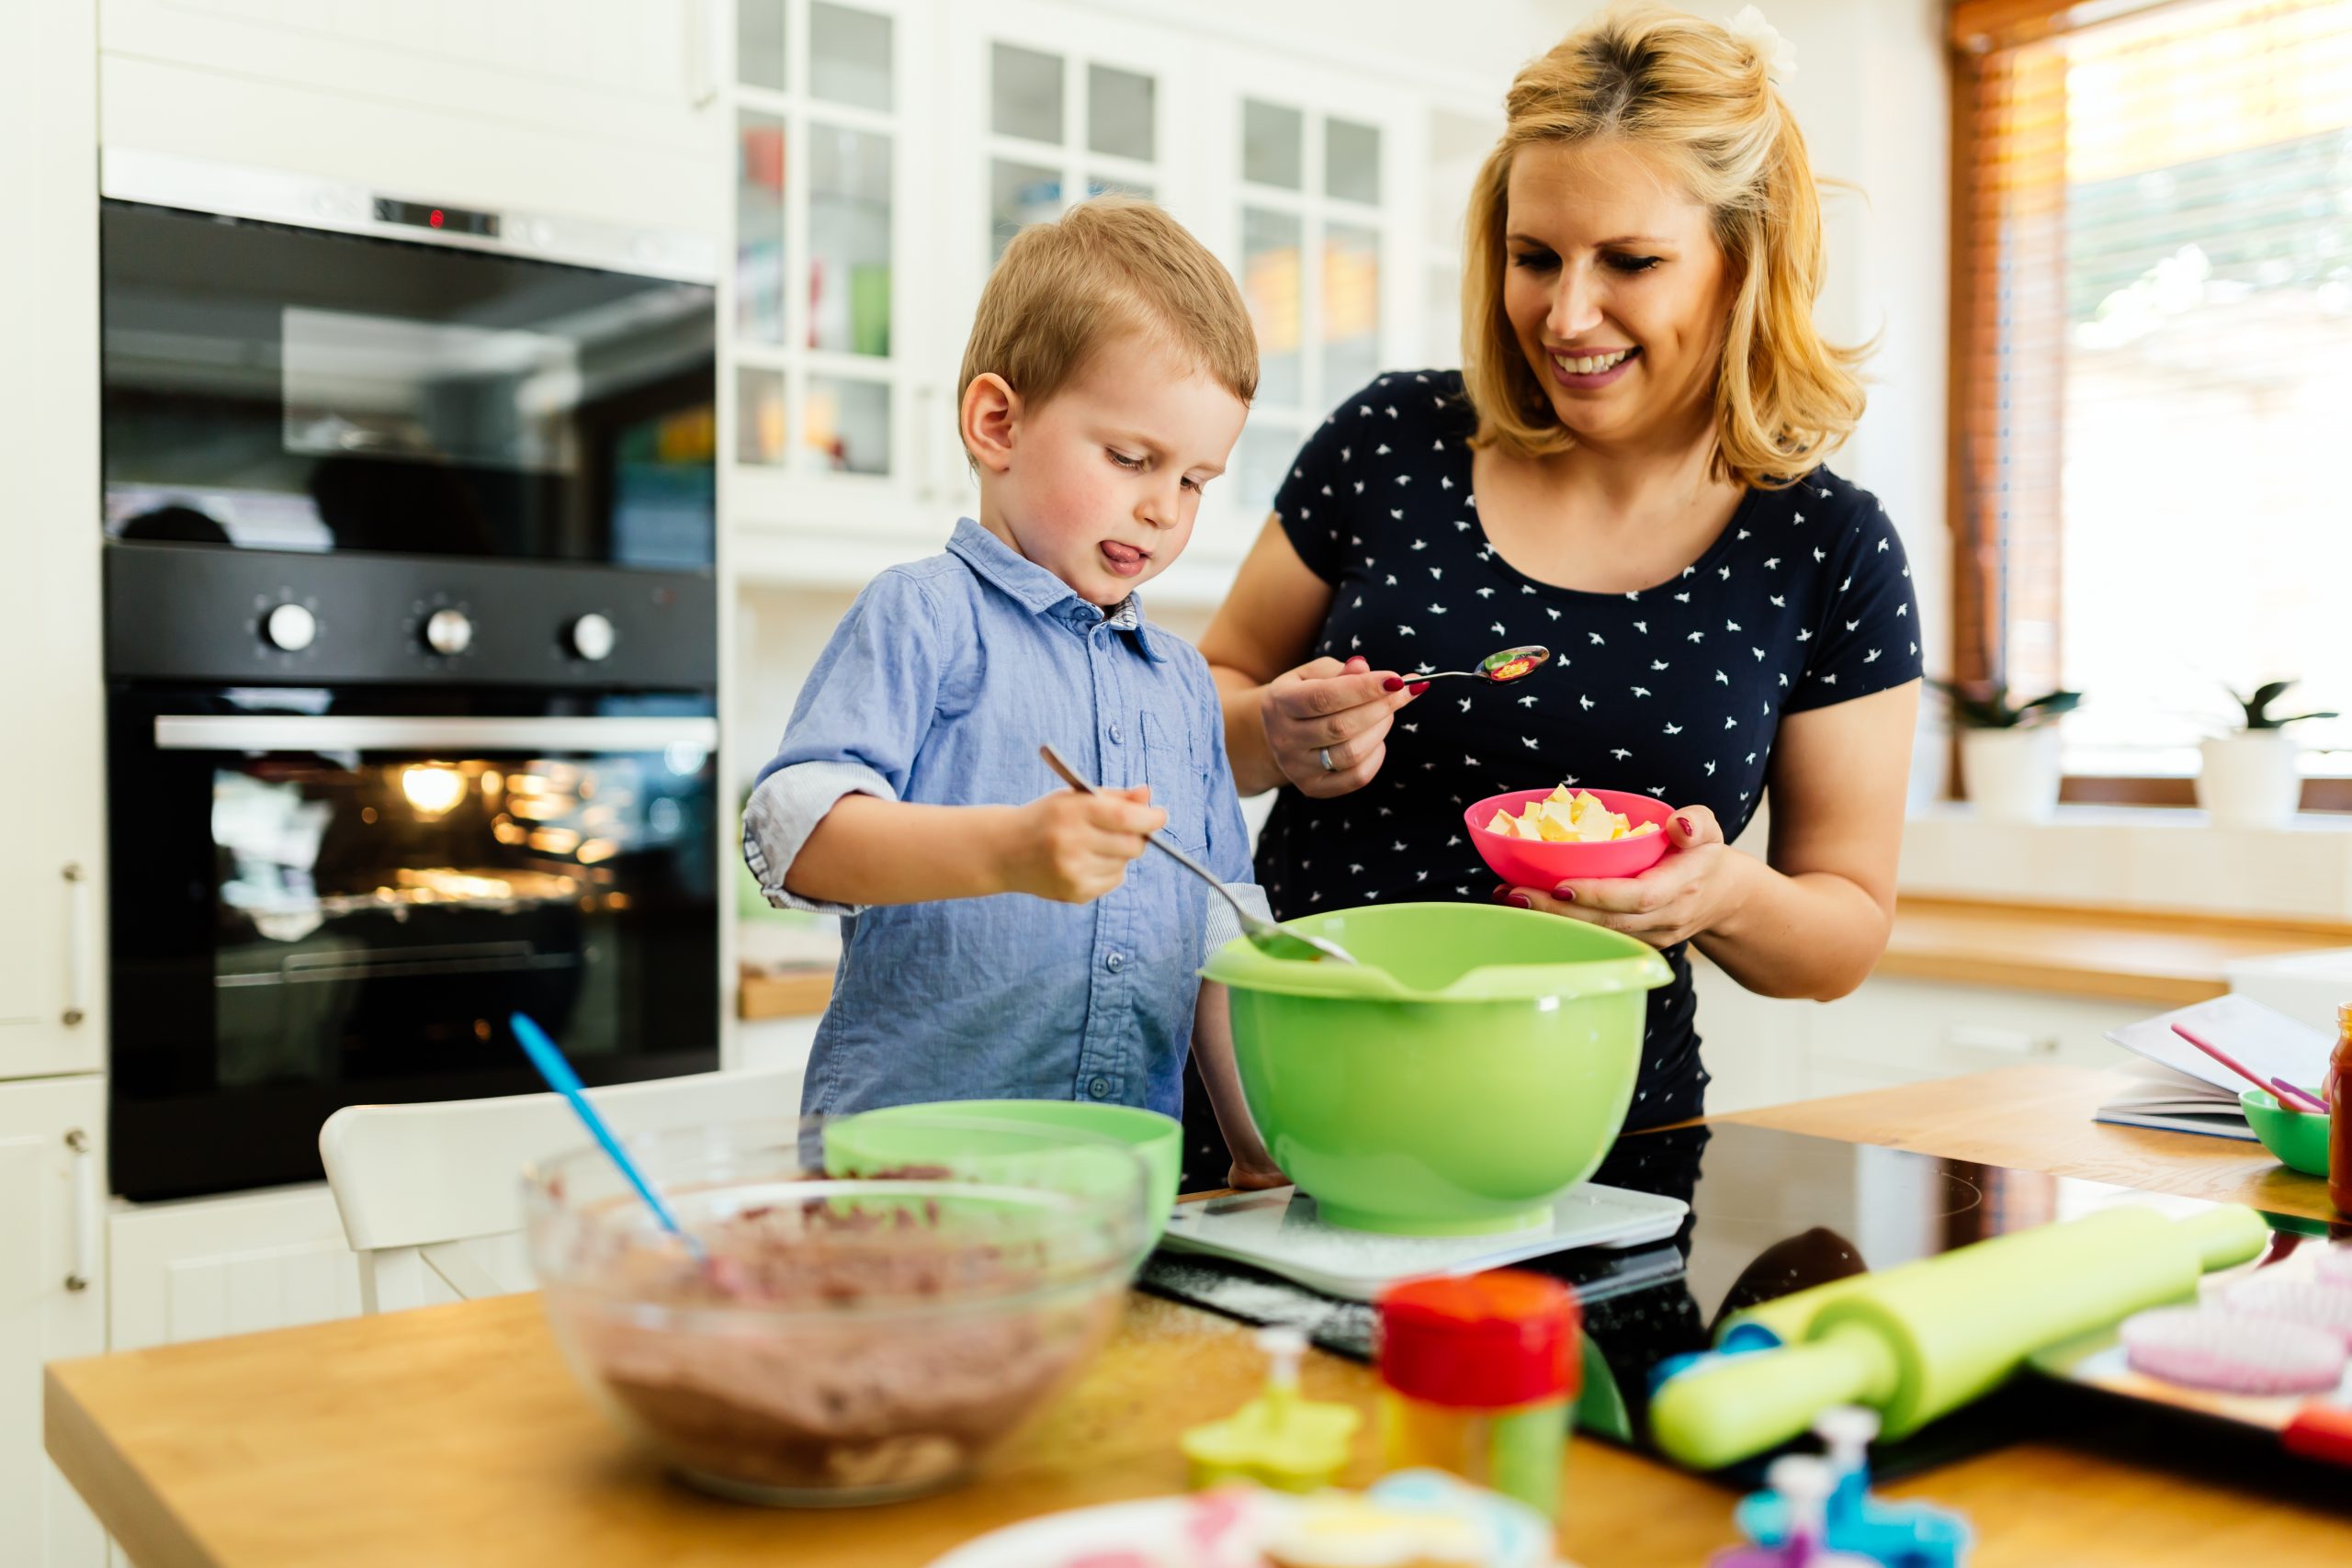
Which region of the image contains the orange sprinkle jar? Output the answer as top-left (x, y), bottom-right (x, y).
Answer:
top-left (1375, 1271), bottom-right (1580, 1520)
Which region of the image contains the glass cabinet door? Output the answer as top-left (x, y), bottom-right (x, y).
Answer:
top-left (978, 32), bottom-right (1170, 267)
top-left (1226, 89), bottom-right (1414, 531)
top-left (730, 0), bottom-right (910, 510)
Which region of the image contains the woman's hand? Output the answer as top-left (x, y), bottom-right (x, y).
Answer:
top-left (1494, 806), bottom-right (1758, 949)
top-left (1261, 654), bottom-right (1425, 797)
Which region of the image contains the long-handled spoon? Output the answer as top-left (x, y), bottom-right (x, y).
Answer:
top-left (1385, 643), bottom-right (1553, 691)
top-left (511, 1011), bottom-right (708, 1264)
top-left (1038, 744), bottom-right (1359, 966)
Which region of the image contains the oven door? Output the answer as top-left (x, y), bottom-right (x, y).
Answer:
top-left (107, 693), bottom-right (721, 1200)
top-left (100, 197), bottom-right (715, 569)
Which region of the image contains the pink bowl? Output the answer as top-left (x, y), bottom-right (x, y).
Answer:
top-left (1464, 787), bottom-right (1675, 886)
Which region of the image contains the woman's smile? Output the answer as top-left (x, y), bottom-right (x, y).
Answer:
top-left (1547, 344), bottom-right (1641, 389)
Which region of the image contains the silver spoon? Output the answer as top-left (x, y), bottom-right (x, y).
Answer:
top-left (1038, 744), bottom-right (1359, 965)
top-left (1405, 643), bottom-right (1553, 686)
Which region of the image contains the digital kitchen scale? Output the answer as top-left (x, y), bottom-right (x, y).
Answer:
top-left (1161, 1181), bottom-right (1689, 1301)
top-left (1142, 1121), bottom-right (2342, 1486)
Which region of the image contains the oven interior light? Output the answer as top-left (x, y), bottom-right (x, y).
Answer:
top-left (401, 765), bottom-right (467, 818)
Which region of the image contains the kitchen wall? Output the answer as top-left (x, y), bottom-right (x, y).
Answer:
top-left (733, 0), bottom-right (1955, 800)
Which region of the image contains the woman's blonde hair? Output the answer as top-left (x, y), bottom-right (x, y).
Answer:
top-left (1461, 4), bottom-right (1864, 486)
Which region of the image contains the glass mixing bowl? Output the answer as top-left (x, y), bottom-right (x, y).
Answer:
top-left (525, 1113), bottom-right (1150, 1506)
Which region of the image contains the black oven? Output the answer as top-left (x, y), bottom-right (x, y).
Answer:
top-left (98, 155), bottom-right (721, 1200)
top-left (99, 151), bottom-right (717, 570)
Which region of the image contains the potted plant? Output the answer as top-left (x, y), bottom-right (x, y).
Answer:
top-left (2198, 681), bottom-right (2335, 829)
top-left (1931, 679), bottom-right (2083, 823)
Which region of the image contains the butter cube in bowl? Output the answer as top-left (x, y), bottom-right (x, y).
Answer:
top-left (1466, 786), bottom-right (1673, 886)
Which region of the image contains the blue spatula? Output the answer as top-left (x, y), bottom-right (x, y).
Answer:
top-left (509, 1011), bottom-right (707, 1264)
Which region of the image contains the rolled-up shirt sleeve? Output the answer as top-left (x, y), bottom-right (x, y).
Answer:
top-left (742, 570), bottom-right (944, 917)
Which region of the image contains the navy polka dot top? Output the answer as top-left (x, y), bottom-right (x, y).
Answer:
top-left (1252, 371), bottom-right (1924, 1127)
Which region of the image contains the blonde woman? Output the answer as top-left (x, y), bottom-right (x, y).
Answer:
top-left (1195, 5), bottom-right (1922, 1144)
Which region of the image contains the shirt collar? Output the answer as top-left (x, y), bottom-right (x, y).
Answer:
top-left (946, 517), bottom-right (1166, 661)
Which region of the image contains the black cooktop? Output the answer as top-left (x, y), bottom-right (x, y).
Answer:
top-left (1139, 1121), bottom-right (2323, 1485)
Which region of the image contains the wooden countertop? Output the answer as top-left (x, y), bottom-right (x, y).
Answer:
top-left (47, 1068), bottom-right (2352, 1568)
top-left (741, 898), bottom-right (2352, 1019)
top-left (1874, 897), bottom-right (2352, 1005)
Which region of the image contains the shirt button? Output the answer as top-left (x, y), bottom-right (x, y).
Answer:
top-left (1109, 724), bottom-right (1124, 745)
top-left (1104, 951), bottom-right (1125, 973)
top-left (1089, 1077), bottom-right (1111, 1099)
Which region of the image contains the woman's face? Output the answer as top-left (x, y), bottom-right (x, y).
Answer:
top-left (1500, 138), bottom-right (1738, 454)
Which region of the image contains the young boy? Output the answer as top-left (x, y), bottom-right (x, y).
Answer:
top-left (742, 197), bottom-right (1279, 1186)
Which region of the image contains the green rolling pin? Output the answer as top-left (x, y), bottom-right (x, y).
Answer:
top-left (1651, 1203), bottom-right (2267, 1470)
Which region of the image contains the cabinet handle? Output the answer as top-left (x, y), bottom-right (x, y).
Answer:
top-left (684, 0), bottom-right (719, 108)
top-left (912, 385), bottom-right (936, 501)
top-left (64, 1129), bottom-right (96, 1292)
top-left (62, 863), bottom-right (87, 1027)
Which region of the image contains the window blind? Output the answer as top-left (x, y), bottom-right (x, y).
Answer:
top-left (1950, 0), bottom-right (2352, 788)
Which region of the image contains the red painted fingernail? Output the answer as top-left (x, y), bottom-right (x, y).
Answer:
top-left (1505, 893), bottom-right (1532, 909)
top-left (1491, 884), bottom-right (1514, 901)
top-left (1408, 681), bottom-right (1430, 695)
top-left (1553, 886), bottom-right (1577, 902)
top-left (1677, 816), bottom-right (1693, 837)
top-left (1381, 676), bottom-right (1405, 692)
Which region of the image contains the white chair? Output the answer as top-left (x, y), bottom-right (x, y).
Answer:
top-left (319, 1068), bottom-right (799, 1314)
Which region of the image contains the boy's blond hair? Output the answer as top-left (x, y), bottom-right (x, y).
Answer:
top-left (958, 197), bottom-right (1258, 444)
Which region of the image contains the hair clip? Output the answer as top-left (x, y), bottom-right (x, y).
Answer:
top-left (1724, 5), bottom-right (1800, 83)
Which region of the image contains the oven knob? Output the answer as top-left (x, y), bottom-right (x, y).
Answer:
top-left (262, 603), bottom-right (317, 652)
top-left (424, 608), bottom-right (474, 657)
top-left (567, 612), bottom-right (616, 662)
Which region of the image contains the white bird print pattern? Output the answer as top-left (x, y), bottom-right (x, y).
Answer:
top-left (1257, 378), bottom-right (1923, 1010)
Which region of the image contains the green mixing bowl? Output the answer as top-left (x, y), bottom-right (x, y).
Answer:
top-left (829, 1100), bottom-right (1183, 1250)
top-left (2241, 1089), bottom-right (2332, 1178)
top-left (1202, 902), bottom-right (1672, 1235)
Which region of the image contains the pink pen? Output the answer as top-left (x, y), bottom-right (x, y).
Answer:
top-left (2171, 1022), bottom-right (2312, 1107)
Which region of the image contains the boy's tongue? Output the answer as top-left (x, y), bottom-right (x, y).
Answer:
top-left (1098, 540), bottom-right (1147, 576)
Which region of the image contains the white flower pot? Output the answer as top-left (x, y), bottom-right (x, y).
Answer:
top-left (1961, 726), bottom-right (2063, 823)
top-left (2197, 732), bottom-right (2303, 829)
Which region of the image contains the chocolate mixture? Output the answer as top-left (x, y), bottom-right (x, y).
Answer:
top-left (555, 1187), bottom-right (1123, 1496)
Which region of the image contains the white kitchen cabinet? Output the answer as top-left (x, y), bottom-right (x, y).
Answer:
top-left (1690, 958), bottom-right (2162, 1114)
top-left (0, 0), bottom-right (106, 1084)
top-left (723, 0), bottom-right (1450, 604)
top-left (726, 0), bottom-right (945, 585)
top-left (1187, 47), bottom-right (1430, 577)
top-left (98, 0), bottom-right (724, 236)
top-left (0, 1077), bottom-right (108, 1568)
top-left (107, 1186), bottom-right (372, 1354)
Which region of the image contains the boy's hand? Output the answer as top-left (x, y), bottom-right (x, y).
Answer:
top-left (1002, 785), bottom-right (1165, 903)
top-left (1227, 1156), bottom-right (1291, 1191)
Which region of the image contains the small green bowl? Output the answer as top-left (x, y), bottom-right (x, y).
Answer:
top-left (2241, 1089), bottom-right (2332, 1178)
top-left (830, 1100), bottom-right (1183, 1250)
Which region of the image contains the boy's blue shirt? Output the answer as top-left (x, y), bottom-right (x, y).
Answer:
top-left (743, 517), bottom-right (1264, 1119)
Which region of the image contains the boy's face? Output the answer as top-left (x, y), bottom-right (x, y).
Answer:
top-left (972, 333), bottom-right (1249, 607)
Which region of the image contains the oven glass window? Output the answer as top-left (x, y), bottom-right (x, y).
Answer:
top-left (101, 203), bottom-right (717, 568)
top-left (107, 694), bottom-right (722, 1200)
top-left (206, 748), bottom-right (707, 1086)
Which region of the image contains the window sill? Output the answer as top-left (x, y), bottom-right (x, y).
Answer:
top-left (1900, 803), bottom-right (2352, 920)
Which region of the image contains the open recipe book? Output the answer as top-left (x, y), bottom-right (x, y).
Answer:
top-left (2097, 994), bottom-right (2335, 1140)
